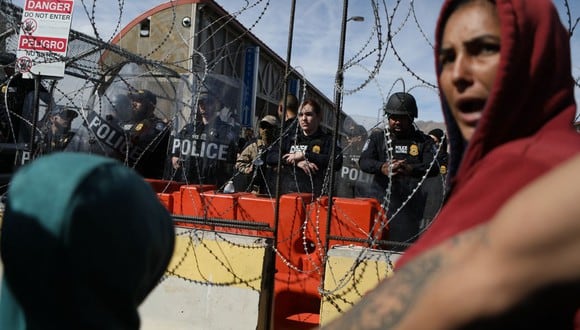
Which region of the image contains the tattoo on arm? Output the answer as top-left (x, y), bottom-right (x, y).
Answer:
top-left (329, 225), bottom-right (489, 330)
top-left (336, 253), bottom-right (443, 330)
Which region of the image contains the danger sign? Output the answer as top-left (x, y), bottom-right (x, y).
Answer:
top-left (16, 0), bottom-right (75, 78)
top-left (25, 0), bottom-right (74, 14)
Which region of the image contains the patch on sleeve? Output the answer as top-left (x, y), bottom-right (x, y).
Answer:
top-left (155, 122), bottom-right (166, 131)
top-left (362, 139), bottom-right (370, 152)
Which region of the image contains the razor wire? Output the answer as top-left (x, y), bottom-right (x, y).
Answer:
top-left (0, 0), bottom-right (578, 313)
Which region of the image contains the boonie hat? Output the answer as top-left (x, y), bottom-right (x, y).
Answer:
top-left (129, 89), bottom-right (157, 106)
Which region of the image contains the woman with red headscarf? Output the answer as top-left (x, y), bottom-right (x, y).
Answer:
top-left (324, 0), bottom-right (580, 328)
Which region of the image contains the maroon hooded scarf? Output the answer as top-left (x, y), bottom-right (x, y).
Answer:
top-left (398, 1), bottom-right (579, 265)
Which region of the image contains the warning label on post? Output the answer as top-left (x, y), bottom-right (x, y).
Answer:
top-left (16, 0), bottom-right (75, 78)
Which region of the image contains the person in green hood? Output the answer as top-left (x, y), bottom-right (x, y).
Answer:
top-left (0, 152), bottom-right (175, 329)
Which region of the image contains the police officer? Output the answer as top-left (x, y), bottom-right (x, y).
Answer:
top-left (235, 115), bottom-right (279, 194)
top-left (359, 92), bottom-right (438, 250)
top-left (421, 128), bottom-right (449, 229)
top-left (40, 106), bottom-right (78, 154)
top-left (1, 52), bottom-right (54, 141)
top-left (1, 52), bottom-right (53, 171)
top-left (125, 89), bottom-right (169, 179)
top-left (169, 87), bottom-right (240, 188)
top-left (266, 98), bottom-right (342, 197)
top-left (427, 128), bottom-right (449, 176)
top-left (336, 119), bottom-right (375, 198)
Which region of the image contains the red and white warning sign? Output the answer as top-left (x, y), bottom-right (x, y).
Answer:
top-left (16, 0), bottom-right (75, 78)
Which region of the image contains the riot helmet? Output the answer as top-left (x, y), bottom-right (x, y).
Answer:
top-left (384, 92), bottom-right (418, 118)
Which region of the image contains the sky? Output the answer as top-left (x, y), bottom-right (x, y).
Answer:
top-left (9, 0), bottom-right (580, 124)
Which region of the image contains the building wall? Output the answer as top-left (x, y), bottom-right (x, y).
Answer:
top-left (106, 0), bottom-right (342, 131)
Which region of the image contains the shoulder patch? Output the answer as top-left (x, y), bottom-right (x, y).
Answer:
top-left (155, 122), bottom-right (166, 131)
top-left (362, 139), bottom-right (370, 152)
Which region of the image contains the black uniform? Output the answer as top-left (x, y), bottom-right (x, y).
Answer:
top-left (40, 130), bottom-right (75, 154)
top-left (0, 76), bottom-right (51, 173)
top-left (421, 138), bottom-right (449, 227)
top-left (266, 127), bottom-right (342, 197)
top-left (359, 127), bottom-right (438, 246)
top-left (123, 115), bottom-right (169, 179)
top-left (1, 76), bottom-right (53, 141)
top-left (170, 116), bottom-right (239, 188)
top-left (65, 111), bottom-right (168, 179)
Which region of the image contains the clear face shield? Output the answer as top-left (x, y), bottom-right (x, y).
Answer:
top-left (171, 74), bottom-right (244, 187)
top-left (193, 74), bottom-right (241, 126)
top-left (65, 62), bottom-right (178, 166)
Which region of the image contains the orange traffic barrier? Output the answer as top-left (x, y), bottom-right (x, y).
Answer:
top-left (171, 190), bottom-right (182, 215)
top-left (147, 182), bottom-right (385, 329)
top-left (180, 184), bottom-right (216, 217)
top-left (275, 193), bottom-right (315, 274)
top-left (312, 197), bottom-right (387, 248)
top-left (237, 194), bottom-right (277, 237)
top-left (273, 196), bottom-right (387, 328)
top-left (200, 190), bottom-right (251, 221)
top-left (157, 193), bottom-right (173, 212)
top-left (179, 186), bottom-right (258, 232)
top-left (145, 179), bottom-right (185, 213)
top-left (273, 193), bottom-right (323, 327)
top-left (274, 285), bottom-right (321, 329)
